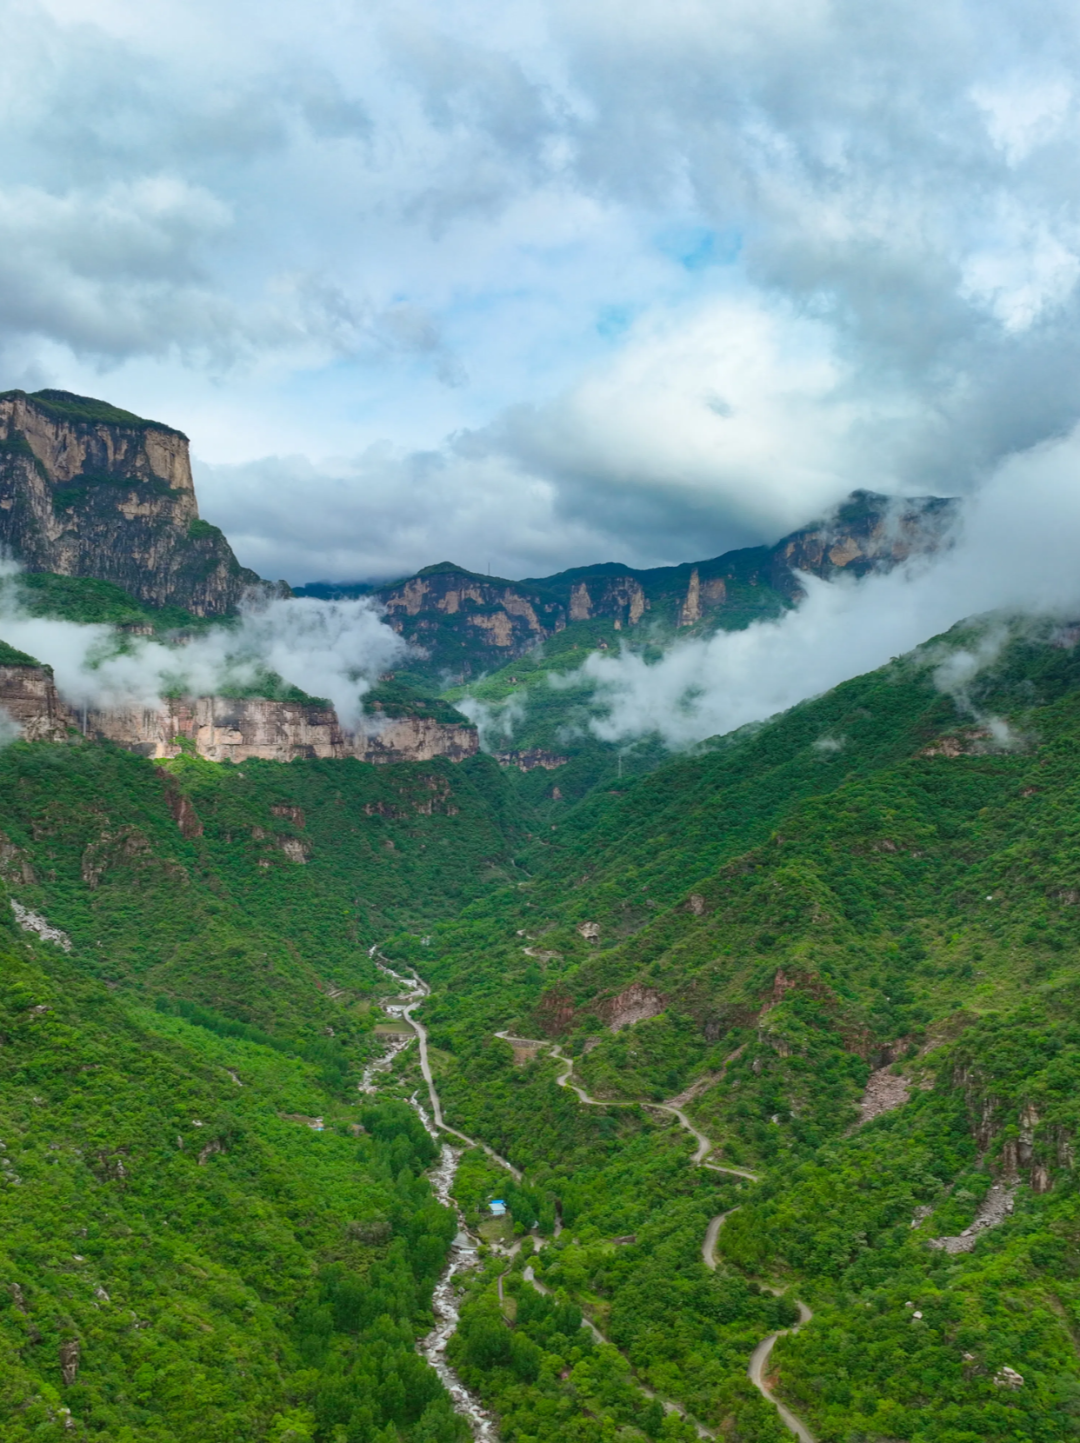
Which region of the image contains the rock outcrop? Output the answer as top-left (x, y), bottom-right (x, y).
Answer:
top-left (299, 491), bottom-right (959, 677)
top-left (0, 662), bottom-right (74, 741)
top-left (0, 390), bottom-right (263, 616)
top-left (0, 662), bottom-right (478, 765)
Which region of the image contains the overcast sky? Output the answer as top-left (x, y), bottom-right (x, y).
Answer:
top-left (5, 0), bottom-right (1080, 584)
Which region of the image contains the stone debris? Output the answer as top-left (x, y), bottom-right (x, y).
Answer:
top-left (929, 1183), bottom-right (1015, 1253)
top-left (58, 1339), bottom-right (80, 1385)
top-left (10, 900), bottom-right (71, 951)
top-left (858, 1067), bottom-right (910, 1124)
top-left (995, 1366), bottom-right (1024, 1389)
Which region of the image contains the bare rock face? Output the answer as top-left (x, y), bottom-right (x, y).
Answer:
top-left (373, 564), bottom-right (651, 674)
top-left (0, 390), bottom-right (262, 616)
top-left (601, 983), bottom-right (665, 1031)
top-left (88, 695), bottom-right (479, 764)
top-left (58, 1339), bottom-right (80, 1386)
top-left (773, 490), bottom-right (959, 595)
top-left (857, 1067), bottom-right (911, 1124)
top-left (0, 664), bottom-right (479, 765)
top-left (493, 749), bottom-right (569, 771)
top-left (0, 662), bottom-right (74, 741)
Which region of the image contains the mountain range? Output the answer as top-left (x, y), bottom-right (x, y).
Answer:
top-left (0, 389), bottom-right (1073, 1443)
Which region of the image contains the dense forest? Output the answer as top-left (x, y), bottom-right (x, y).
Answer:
top-left (4, 610), bottom-right (1080, 1440)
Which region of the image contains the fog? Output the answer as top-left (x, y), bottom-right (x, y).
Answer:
top-left (0, 578), bottom-right (406, 729)
top-left (565, 425), bottom-right (1080, 748)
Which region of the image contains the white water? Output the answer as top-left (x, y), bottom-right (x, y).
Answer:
top-left (364, 951), bottom-right (500, 1441)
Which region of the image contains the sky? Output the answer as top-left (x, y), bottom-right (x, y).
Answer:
top-left (4, 0), bottom-right (1080, 584)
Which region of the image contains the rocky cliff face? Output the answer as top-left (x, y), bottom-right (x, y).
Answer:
top-left (0, 663), bottom-right (74, 742)
top-left (0, 390), bottom-right (261, 616)
top-left (0, 664), bottom-right (478, 765)
top-left (772, 490), bottom-right (959, 591)
top-left (341, 490), bottom-right (958, 677)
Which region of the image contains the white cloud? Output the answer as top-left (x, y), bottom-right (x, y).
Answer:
top-left (0, 577), bottom-right (407, 727)
top-left (6, 0), bottom-right (1080, 584)
top-left (566, 421), bottom-right (1080, 748)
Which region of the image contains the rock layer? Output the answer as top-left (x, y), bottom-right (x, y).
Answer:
top-left (300, 490), bottom-right (959, 677)
top-left (0, 664), bottom-right (478, 765)
top-left (0, 390), bottom-right (262, 615)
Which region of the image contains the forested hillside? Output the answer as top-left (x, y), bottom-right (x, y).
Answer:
top-left (4, 614), bottom-right (1080, 1441)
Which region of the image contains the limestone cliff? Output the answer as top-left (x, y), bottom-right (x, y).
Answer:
top-left (0, 663), bottom-right (74, 742)
top-left (771, 490), bottom-right (959, 593)
top-left (0, 664), bottom-right (478, 765)
top-left (0, 390), bottom-right (262, 616)
top-left (307, 491), bottom-right (957, 676)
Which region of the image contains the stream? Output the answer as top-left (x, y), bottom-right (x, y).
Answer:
top-left (366, 953), bottom-right (509, 1442)
top-left (368, 960), bottom-right (816, 1443)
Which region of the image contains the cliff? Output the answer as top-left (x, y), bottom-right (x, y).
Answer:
top-left (300, 490), bottom-right (958, 677)
top-left (0, 389), bottom-right (262, 616)
top-left (0, 664), bottom-right (478, 765)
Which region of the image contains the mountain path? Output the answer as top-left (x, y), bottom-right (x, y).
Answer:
top-left (368, 971), bottom-right (815, 1442)
top-left (498, 1030), bottom-right (817, 1439)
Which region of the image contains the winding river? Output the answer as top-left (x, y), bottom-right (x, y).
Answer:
top-left (369, 960), bottom-right (816, 1443)
top-left (368, 956), bottom-right (518, 1441)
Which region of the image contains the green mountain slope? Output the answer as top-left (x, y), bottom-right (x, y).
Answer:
top-left (0, 903), bottom-right (466, 1443)
top-left (365, 617), bottom-right (1080, 1442)
top-left (5, 612), bottom-right (1080, 1442)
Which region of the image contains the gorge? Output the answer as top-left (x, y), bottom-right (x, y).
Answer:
top-left (0, 391), bottom-right (1074, 1443)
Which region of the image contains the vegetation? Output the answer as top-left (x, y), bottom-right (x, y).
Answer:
top-left (0, 389), bottom-right (185, 436)
top-left (11, 572), bottom-right (205, 632)
top-left (6, 608), bottom-right (1080, 1438)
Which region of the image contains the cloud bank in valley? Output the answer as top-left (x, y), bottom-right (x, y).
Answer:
top-left (571, 425), bottom-right (1080, 748)
top-left (0, 579), bottom-right (406, 728)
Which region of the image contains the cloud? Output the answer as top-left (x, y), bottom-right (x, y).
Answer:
top-left (0, 577), bottom-right (407, 728)
top-left (195, 292), bottom-right (907, 582)
top-left (561, 420), bottom-right (1080, 748)
top-left (7, 0), bottom-right (1080, 585)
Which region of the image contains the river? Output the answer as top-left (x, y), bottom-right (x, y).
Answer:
top-left (368, 955), bottom-right (505, 1442)
top-left (369, 955), bottom-right (816, 1443)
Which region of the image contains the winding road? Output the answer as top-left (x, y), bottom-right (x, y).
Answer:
top-left (498, 1033), bottom-right (761, 1181)
top-left (372, 968), bottom-right (816, 1443)
top-left (497, 1031), bottom-right (817, 1441)
top-left (748, 1302), bottom-right (816, 1443)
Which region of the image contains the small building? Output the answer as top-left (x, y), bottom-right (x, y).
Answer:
top-left (489, 1199), bottom-right (507, 1217)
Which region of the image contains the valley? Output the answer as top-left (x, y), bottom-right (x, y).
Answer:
top-left (0, 391), bottom-right (1077, 1443)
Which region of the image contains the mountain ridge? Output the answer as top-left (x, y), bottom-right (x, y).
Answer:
top-left (298, 488), bottom-right (961, 678)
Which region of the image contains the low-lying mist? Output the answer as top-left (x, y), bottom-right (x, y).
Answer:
top-left (0, 572), bottom-right (407, 729)
top-left (552, 427), bottom-right (1080, 749)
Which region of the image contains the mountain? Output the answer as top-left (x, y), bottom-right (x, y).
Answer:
top-left (0, 390), bottom-right (269, 616)
top-left (3, 607), bottom-right (1080, 1441)
top-left (4, 388), bottom-right (1074, 1443)
top-left (297, 489), bottom-right (959, 680)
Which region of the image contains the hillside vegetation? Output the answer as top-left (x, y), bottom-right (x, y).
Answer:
top-left (3, 613), bottom-right (1080, 1440)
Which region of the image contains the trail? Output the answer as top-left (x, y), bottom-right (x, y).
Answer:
top-left (499, 1030), bottom-right (816, 1441)
top-left (497, 1033), bottom-right (759, 1180)
top-left (368, 966), bottom-right (816, 1443)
